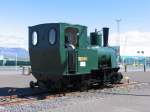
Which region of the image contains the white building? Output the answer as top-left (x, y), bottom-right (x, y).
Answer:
top-left (109, 31), bottom-right (150, 57)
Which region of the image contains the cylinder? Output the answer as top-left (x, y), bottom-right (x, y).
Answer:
top-left (103, 27), bottom-right (109, 47)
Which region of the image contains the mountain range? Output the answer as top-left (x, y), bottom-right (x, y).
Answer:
top-left (0, 47), bottom-right (29, 61)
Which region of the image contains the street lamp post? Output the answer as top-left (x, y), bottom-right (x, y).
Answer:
top-left (116, 19), bottom-right (122, 65)
top-left (116, 19), bottom-right (122, 46)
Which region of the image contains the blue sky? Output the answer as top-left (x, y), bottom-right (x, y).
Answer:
top-left (0, 0), bottom-right (150, 50)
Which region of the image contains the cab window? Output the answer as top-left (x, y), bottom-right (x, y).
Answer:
top-left (32, 31), bottom-right (38, 46)
top-left (49, 29), bottom-right (56, 45)
top-left (65, 27), bottom-right (78, 48)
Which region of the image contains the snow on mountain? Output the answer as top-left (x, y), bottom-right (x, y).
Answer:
top-left (0, 47), bottom-right (29, 61)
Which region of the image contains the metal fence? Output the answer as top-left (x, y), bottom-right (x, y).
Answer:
top-left (119, 64), bottom-right (150, 72)
top-left (0, 66), bottom-right (31, 75)
top-left (0, 65), bottom-right (149, 74)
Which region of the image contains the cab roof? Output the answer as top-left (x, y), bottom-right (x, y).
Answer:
top-left (29, 22), bottom-right (87, 28)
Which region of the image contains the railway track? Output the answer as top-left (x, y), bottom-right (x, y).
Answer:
top-left (0, 90), bottom-right (52, 106)
top-left (0, 80), bottom-right (149, 107)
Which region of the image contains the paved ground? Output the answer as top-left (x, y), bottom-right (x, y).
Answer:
top-left (0, 71), bottom-right (36, 96)
top-left (52, 72), bottom-right (150, 112)
top-left (0, 71), bottom-right (150, 112)
top-left (124, 71), bottom-right (150, 83)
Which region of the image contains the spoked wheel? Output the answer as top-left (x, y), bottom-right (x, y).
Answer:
top-left (111, 72), bottom-right (123, 84)
top-left (54, 79), bottom-right (66, 96)
top-left (116, 72), bottom-right (123, 83)
top-left (79, 81), bottom-right (89, 92)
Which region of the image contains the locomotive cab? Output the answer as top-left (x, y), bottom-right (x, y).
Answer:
top-left (29, 23), bottom-right (61, 82)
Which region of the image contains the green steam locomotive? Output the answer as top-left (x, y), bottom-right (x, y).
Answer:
top-left (29, 23), bottom-right (123, 90)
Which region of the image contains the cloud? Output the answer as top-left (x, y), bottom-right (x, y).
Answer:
top-left (109, 31), bottom-right (150, 56)
top-left (0, 30), bottom-right (150, 56)
top-left (0, 35), bottom-right (28, 50)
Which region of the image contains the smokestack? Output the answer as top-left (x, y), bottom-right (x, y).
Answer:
top-left (103, 27), bottom-right (109, 47)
